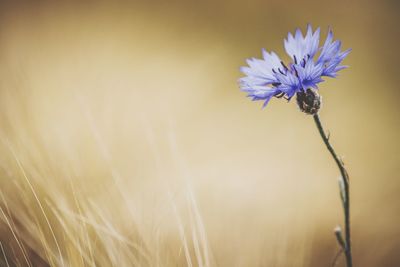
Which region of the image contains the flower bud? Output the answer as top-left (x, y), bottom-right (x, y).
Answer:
top-left (296, 88), bottom-right (321, 115)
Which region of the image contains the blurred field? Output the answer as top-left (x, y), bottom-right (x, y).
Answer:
top-left (0, 0), bottom-right (399, 266)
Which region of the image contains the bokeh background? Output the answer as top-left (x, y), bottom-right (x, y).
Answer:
top-left (0, 0), bottom-right (399, 266)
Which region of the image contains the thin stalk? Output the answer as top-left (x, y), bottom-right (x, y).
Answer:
top-left (313, 113), bottom-right (353, 267)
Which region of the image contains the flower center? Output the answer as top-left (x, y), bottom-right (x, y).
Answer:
top-left (295, 88), bottom-right (321, 115)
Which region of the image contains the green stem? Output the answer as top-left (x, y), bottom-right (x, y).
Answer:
top-left (313, 113), bottom-right (353, 267)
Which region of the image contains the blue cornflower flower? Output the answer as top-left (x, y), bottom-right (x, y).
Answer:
top-left (239, 25), bottom-right (350, 112)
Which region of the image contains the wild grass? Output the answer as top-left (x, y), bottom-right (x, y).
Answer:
top-left (0, 94), bottom-right (214, 266)
top-left (0, 125), bottom-right (212, 266)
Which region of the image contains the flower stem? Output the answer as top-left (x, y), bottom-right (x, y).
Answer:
top-left (313, 113), bottom-right (353, 267)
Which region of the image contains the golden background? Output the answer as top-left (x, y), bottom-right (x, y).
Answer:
top-left (0, 0), bottom-right (398, 266)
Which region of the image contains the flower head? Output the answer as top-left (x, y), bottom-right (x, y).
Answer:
top-left (239, 25), bottom-right (350, 112)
